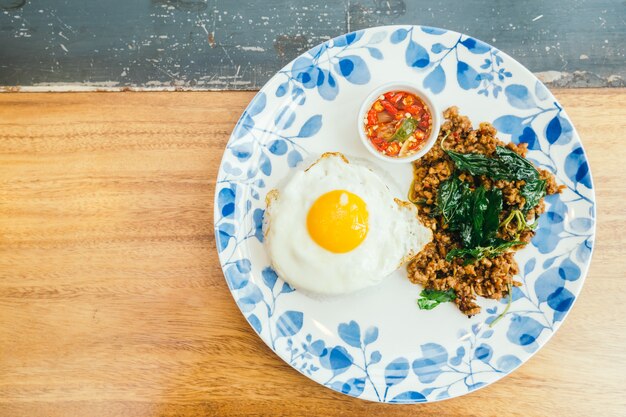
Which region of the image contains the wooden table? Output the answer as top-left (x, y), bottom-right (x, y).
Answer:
top-left (0, 90), bottom-right (624, 417)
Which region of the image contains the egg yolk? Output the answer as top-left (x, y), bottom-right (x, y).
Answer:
top-left (306, 190), bottom-right (369, 253)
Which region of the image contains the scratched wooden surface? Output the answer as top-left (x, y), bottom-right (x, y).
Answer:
top-left (0, 0), bottom-right (624, 90)
top-left (0, 90), bottom-right (625, 417)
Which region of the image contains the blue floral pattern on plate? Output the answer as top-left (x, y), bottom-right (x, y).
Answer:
top-left (214, 25), bottom-right (595, 403)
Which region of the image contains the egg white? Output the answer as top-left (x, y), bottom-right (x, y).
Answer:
top-left (264, 152), bottom-right (432, 296)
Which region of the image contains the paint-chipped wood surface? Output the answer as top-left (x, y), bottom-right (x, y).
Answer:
top-left (0, 90), bottom-right (625, 417)
top-left (0, 1), bottom-right (624, 90)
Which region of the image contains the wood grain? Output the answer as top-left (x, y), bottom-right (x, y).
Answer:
top-left (0, 90), bottom-right (624, 417)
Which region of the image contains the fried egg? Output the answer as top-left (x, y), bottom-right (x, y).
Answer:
top-left (264, 152), bottom-right (432, 295)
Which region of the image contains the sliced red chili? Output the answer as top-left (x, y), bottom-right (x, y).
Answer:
top-left (381, 100), bottom-right (398, 115)
top-left (390, 92), bottom-right (405, 105)
top-left (405, 104), bottom-right (421, 115)
top-left (367, 109), bottom-right (377, 125)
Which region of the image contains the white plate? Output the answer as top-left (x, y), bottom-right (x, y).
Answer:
top-left (214, 25), bottom-right (596, 403)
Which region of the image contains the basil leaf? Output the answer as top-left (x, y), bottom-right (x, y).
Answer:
top-left (445, 146), bottom-right (541, 182)
top-left (436, 176), bottom-right (470, 227)
top-left (389, 117), bottom-right (418, 143)
top-left (495, 146), bottom-right (539, 181)
top-left (437, 178), bottom-right (504, 251)
top-left (458, 223), bottom-right (473, 248)
top-left (483, 188), bottom-right (503, 240)
top-left (470, 186), bottom-right (488, 247)
top-left (445, 149), bottom-right (505, 177)
top-left (417, 288), bottom-right (456, 310)
top-left (438, 145), bottom-right (543, 265)
top-left (435, 176), bottom-right (459, 222)
top-left (454, 188), bottom-right (473, 230)
top-left (446, 246), bottom-right (482, 263)
top-left (446, 240), bottom-right (525, 264)
top-left (521, 178), bottom-right (546, 213)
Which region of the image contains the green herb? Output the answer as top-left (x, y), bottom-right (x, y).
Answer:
top-left (469, 186), bottom-right (488, 247)
top-left (436, 179), bottom-right (504, 250)
top-left (446, 240), bottom-right (525, 265)
top-left (459, 223), bottom-right (473, 249)
top-left (445, 146), bottom-right (542, 181)
top-left (489, 282), bottom-right (513, 328)
top-left (445, 149), bottom-right (509, 178)
top-left (436, 179), bottom-right (525, 264)
top-left (436, 145), bottom-right (545, 264)
top-left (482, 188), bottom-right (504, 240)
top-left (494, 147), bottom-right (541, 181)
top-left (444, 146), bottom-right (547, 214)
top-left (520, 178), bottom-right (546, 213)
top-left (417, 288), bottom-right (457, 310)
top-left (500, 209), bottom-right (538, 238)
top-left (389, 117), bottom-right (418, 143)
top-left (435, 176), bottom-right (469, 225)
top-left (495, 147), bottom-right (547, 213)
top-left (468, 186), bottom-right (503, 248)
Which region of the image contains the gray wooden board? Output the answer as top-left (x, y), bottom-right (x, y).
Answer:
top-left (0, 0), bottom-right (624, 90)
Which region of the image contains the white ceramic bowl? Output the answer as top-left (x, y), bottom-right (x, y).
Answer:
top-left (357, 81), bottom-right (441, 164)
